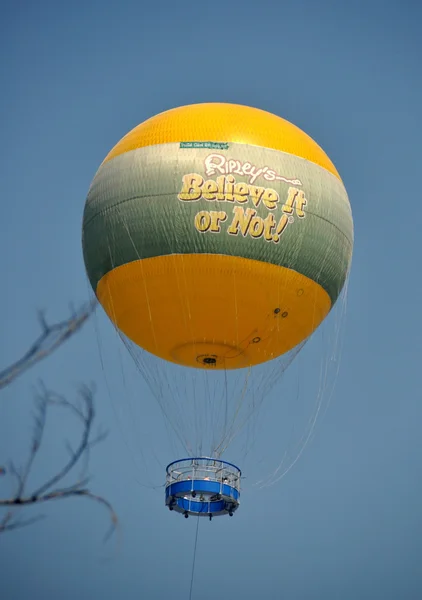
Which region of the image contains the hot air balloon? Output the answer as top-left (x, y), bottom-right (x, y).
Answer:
top-left (82, 103), bottom-right (353, 519)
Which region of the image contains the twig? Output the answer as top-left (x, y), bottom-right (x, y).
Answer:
top-left (0, 300), bottom-right (97, 390)
top-left (0, 490), bottom-right (116, 536)
top-left (15, 393), bottom-right (48, 497)
top-left (0, 385), bottom-right (116, 538)
top-left (0, 513), bottom-right (45, 533)
top-left (32, 385), bottom-right (95, 497)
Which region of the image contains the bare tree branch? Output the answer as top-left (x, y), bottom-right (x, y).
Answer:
top-left (0, 300), bottom-right (116, 540)
top-left (0, 511), bottom-right (14, 531)
top-left (0, 300), bottom-right (97, 390)
top-left (0, 512), bottom-right (45, 533)
top-left (15, 393), bottom-right (48, 497)
top-left (0, 383), bottom-right (117, 538)
top-left (0, 489), bottom-right (116, 535)
top-left (32, 384), bottom-right (96, 497)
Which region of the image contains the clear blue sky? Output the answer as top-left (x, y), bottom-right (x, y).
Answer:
top-left (1, 0), bottom-right (422, 598)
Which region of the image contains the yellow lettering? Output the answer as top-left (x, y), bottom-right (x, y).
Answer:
top-left (224, 175), bottom-right (235, 202)
top-left (203, 179), bottom-right (218, 200)
top-left (295, 190), bottom-right (307, 218)
top-left (209, 211), bottom-right (227, 232)
top-left (216, 176), bottom-right (226, 201)
top-left (263, 212), bottom-right (276, 241)
top-left (233, 182), bottom-right (249, 203)
top-left (273, 214), bottom-right (289, 243)
top-left (250, 215), bottom-right (264, 238)
top-left (178, 173), bottom-right (204, 201)
top-left (194, 211), bottom-right (212, 232)
top-left (249, 186), bottom-right (265, 208)
top-left (261, 188), bottom-right (279, 210)
top-left (282, 187), bottom-right (299, 214)
top-left (227, 206), bottom-right (256, 236)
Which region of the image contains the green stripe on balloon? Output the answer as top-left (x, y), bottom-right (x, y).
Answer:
top-left (83, 143), bottom-right (353, 305)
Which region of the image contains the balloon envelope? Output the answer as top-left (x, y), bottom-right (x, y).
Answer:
top-left (82, 103), bottom-right (353, 370)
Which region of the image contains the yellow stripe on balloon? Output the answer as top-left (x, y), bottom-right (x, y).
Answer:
top-left (102, 103), bottom-right (341, 181)
top-left (97, 253), bottom-right (331, 369)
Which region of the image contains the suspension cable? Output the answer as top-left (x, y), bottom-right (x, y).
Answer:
top-left (188, 516), bottom-right (200, 600)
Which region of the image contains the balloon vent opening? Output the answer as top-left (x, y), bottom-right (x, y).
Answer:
top-left (199, 355), bottom-right (217, 367)
top-left (171, 341), bottom-right (249, 370)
